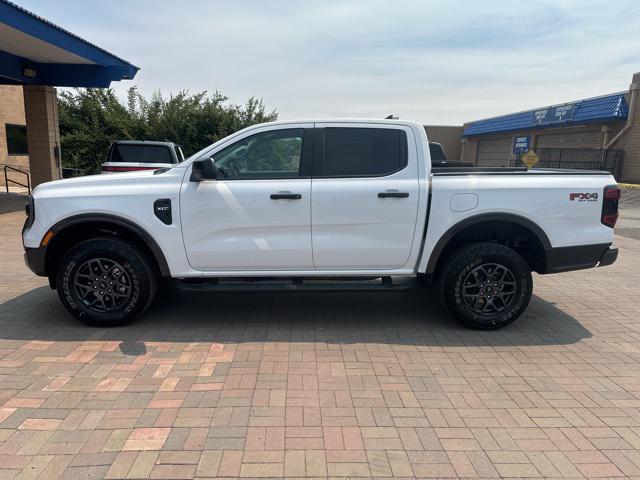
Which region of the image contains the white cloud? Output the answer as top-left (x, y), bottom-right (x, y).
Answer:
top-left (19, 0), bottom-right (640, 124)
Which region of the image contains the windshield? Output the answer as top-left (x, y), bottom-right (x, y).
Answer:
top-left (109, 144), bottom-right (174, 164)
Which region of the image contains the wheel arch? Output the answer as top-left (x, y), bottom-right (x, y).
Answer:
top-left (425, 213), bottom-right (551, 276)
top-left (44, 213), bottom-right (171, 282)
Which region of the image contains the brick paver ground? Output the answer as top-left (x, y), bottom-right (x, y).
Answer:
top-left (1, 192), bottom-right (640, 479)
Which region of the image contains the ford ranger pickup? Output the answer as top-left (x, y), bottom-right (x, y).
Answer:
top-left (22, 119), bottom-right (620, 329)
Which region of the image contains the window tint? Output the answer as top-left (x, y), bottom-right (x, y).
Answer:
top-left (322, 128), bottom-right (407, 177)
top-left (110, 145), bottom-right (174, 164)
top-left (213, 128), bottom-right (303, 179)
top-left (6, 125), bottom-right (28, 155)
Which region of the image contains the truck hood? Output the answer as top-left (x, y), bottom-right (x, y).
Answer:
top-left (32, 169), bottom-right (177, 199)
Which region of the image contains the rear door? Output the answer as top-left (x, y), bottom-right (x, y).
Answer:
top-left (181, 124), bottom-right (314, 271)
top-left (311, 123), bottom-right (420, 270)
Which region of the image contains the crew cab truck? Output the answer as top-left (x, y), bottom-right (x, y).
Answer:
top-left (22, 119), bottom-right (620, 329)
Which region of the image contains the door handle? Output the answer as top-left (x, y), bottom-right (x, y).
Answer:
top-left (270, 192), bottom-right (302, 200)
top-left (378, 191), bottom-right (409, 198)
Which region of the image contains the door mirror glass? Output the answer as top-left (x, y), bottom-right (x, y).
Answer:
top-left (190, 157), bottom-right (218, 181)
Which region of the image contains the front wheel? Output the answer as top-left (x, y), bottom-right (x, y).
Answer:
top-left (56, 237), bottom-right (157, 327)
top-left (438, 242), bottom-right (532, 330)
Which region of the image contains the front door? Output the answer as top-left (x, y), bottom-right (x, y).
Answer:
top-left (311, 124), bottom-right (420, 270)
top-left (181, 125), bottom-right (313, 271)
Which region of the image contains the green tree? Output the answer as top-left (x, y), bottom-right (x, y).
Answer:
top-left (58, 87), bottom-right (278, 174)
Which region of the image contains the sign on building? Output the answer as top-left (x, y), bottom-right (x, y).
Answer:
top-left (513, 135), bottom-right (530, 153)
top-left (532, 104), bottom-right (575, 125)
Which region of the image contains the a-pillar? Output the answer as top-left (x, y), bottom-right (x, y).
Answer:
top-left (23, 85), bottom-right (62, 187)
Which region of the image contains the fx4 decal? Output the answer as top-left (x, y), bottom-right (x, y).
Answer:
top-left (569, 192), bottom-right (598, 202)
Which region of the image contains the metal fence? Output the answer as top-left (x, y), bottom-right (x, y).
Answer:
top-left (511, 148), bottom-right (625, 179)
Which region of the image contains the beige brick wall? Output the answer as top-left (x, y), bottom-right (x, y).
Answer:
top-left (23, 85), bottom-right (62, 187)
top-left (424, 125), bottom-right (463, 160)
top-left (0, 85), bottom-right (28, 186)
top-left (619, 73), bottom-right (640, 183)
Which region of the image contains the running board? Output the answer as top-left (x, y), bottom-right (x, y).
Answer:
top-left (175, 276), bottom-right (416, 293)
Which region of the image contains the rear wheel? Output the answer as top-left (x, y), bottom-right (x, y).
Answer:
top-left (438, 242), bottom-right (532, 329)
top-left (56, 237), bottom-right (157, 327)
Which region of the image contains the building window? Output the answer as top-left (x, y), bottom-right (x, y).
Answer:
top-left (6, 124), bottom-right (28, 155)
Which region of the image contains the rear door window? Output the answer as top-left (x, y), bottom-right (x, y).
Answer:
top-left (110, 145), bottom-right (174, 164)
top-left (318, 127), bottom-right (407, 177)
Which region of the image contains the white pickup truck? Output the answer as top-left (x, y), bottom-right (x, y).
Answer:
top-left (22, 119), bottom-right (620, 329)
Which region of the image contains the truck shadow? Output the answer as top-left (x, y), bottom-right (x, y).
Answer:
top-left (0, 284), bottom-right (591, 348)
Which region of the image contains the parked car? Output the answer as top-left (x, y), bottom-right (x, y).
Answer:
top-left (101, 140), bottom-right (185, 173)
top-left (23, 119), bottom-right (619, 329)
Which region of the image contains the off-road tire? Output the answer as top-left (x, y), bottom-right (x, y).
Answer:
top-left (438, 242), bottom-right (532, 330)
top-left (56, 237), bottom-right (157, 327)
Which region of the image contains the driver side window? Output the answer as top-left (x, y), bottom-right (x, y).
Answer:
top-left (213, 128), bottom-right (303, 179)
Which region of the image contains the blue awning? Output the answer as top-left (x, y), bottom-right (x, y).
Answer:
top-left (0, 0), bottom-right (138, 87)
top-left (463, 92), bottom-right (628, 137)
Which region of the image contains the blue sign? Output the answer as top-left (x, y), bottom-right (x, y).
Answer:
top-left (532, 104), bottom-right (575, 125)
top-left (513, 135), bottom-right (530, 153)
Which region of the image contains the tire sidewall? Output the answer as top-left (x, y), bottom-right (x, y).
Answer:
top-left (57, 238), bottom-right (153, 326)
top-left (444, 245), bottom-right (532, 329)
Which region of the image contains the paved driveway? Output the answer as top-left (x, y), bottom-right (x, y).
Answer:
top-left (1, 192), bottom-right (640, 479)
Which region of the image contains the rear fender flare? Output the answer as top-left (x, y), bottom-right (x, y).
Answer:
top-left (424, 213), bottom-right (551, 275)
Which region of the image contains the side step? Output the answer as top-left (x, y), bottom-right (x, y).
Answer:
top-left (175, 276), bottom-right (416, 293)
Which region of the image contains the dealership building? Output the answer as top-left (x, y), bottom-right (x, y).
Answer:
top-left (456, 72), bottom-right (640, 183)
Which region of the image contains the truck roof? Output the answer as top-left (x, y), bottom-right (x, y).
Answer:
top-left (252, 118), bottom-right (424, 128)
top-left (113, 140), bottom-right (179, 147)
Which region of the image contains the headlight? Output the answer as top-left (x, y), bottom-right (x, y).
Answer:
top-left (24, 196), bottom-right (35, 229)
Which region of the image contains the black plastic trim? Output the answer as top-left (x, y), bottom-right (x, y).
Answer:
top-left (543, 243), bottom-right (612, 274)
top-left (598, 246), bottom-right (618, 267)
top-left (46, 213), bottom-right (171, 277)
top-left (24, 247), bottom-right (46, 276)
top-left (432, 168), bottom-right (613, 177)
top-left (154, 199), bottom-right (172, 225)
top-left (425, 213), bottom-right (552, 275)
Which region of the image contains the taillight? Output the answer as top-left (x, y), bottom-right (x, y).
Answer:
top-left (601, 185), bottom-right (620, 228)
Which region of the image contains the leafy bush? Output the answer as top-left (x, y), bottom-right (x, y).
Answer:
top-left (58, 87), bottom-right (277, 174)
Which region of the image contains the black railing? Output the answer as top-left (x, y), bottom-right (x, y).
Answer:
top-left (3, 165), bottom-right (31, 194)
top-left (511, 148), bottom-right (624, 179)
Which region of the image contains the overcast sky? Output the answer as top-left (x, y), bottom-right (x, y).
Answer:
top-left (17, 0), bottom-right (640, 125)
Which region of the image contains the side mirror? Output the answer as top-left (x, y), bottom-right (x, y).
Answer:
top-left (190, 157), bottom-right (218, 182)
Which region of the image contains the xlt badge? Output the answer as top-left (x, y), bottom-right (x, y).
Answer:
top-left (154, 199), bottom-right (172, 224)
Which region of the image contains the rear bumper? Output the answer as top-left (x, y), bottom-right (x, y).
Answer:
top-left (24, 246), bottom-right (47, 276)
top-left (543, 243), bottom-right (617, 274)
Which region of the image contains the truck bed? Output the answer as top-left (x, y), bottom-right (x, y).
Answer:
top-left (431, 167), bottom-right (613, 176)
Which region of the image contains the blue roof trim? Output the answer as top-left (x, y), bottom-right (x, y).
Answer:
top-left (0, 0), bottom-right (138, 87)
top-left (463, 92), bottom-right (628, 137)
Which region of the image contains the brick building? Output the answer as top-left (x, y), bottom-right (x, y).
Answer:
top-left (0, 85), bottom-right (28, 186)
top-left (456, 72), bottom-right (640, 183)
top-left (0, 0), bottom-right (138, 191)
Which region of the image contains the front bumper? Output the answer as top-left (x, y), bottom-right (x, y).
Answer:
top-left (544, 243), bottom-right (618, 274)
top-left (24, 246), bottom-right (47, 276)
